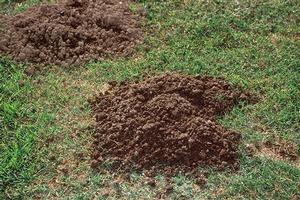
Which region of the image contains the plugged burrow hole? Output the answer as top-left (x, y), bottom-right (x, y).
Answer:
top-left (0, 0), bottom-right (144, 67)
top-left (90, 73), bottom-right (254, 178)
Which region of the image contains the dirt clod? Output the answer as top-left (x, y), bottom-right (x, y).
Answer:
top-left (246, 143), bottom-right (258, 157)
top-left (49, 155), bottom-right (56, 162)
top-left (18, 79), bottom-right (25, 87)
top-left (165, 184), bottom-right (174, 195)
top-left (0, 0), bottom-right (143, 66)
top-left (60, 167), bottom-right (69, 174)
top-left (195, 176), bottom-right (207, 186)
top-left (145, 177), bottom-right (156, 187)
top-left (90, 73), bottom-right (252, 176)
top-left (24, 66), bottom-right (36, 76)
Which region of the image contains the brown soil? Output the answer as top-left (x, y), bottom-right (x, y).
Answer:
top-left (263, 140), bottom-right (299, 161)
top-left (90, 73), bottom-right (252, 176)
top-left (0, 0), bottom-right (143, 66)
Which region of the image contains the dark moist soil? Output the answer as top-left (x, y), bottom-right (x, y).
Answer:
top-left (0, 0), bottom-right (143, 66)
top-left (90, 73), bottom-right (252, 176)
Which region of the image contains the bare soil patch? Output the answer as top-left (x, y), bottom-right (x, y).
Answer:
top-left (90, 73), bottom-right (252, 176)
top-left (0, 0), bottom-right (143, 66)
top-left (262, 140), bottom-right (299, 161)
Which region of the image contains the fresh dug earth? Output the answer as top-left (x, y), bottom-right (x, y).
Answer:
top-left (90, 73), bottom-right (252, 176)
top-left (0, 0), bottom-right (143, 66)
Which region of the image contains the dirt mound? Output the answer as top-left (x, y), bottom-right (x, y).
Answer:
top-left (90, 73), bottom-right (252, 176)
top-left (0, 0), bottom-right (143, 66)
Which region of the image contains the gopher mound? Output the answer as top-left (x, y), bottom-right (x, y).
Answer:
top-left (90, 73), bottom-right (251, 176)
top-left (0, 0), bottom-right (143, 66)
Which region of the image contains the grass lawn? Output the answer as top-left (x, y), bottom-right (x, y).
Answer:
top-left (0, 0), bottom-right (299, 199)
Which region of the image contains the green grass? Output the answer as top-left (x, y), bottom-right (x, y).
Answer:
top-left (0, 0), bottom-right (43, 14)
top-left (0, 58), bottom-right (55, 198)
top-left (0, 0), bottom-right (300, 199)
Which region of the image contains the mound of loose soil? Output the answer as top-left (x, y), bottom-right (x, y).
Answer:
top-left (90, 73), bottom-right (252, 176)
top-left (0, 0), bottom-right (143, 66)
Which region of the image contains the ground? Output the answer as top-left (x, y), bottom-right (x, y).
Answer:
top-left (0, 0), bottom-right (300, 199)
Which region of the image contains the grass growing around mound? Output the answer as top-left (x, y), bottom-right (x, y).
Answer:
top-left (0, 0), bottom-right (42, 14)
top-left (0, 0), bottom-right (300, 199)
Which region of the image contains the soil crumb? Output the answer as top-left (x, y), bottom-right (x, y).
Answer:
top-left (0, 0), bottom-right (143, 66)
top-left (90, 73), bottom-right (252, 176)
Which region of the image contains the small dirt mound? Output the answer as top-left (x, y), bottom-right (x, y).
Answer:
top-left (90, 73), bottom-right (252, 176)
top-left (0, 0), bottom-right (143, 66)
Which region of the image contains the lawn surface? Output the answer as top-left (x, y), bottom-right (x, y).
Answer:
top-left (0, 0), bottom-right (299, 199)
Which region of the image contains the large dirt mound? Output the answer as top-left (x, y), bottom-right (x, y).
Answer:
top-left (90, 73), bottom-right (251, 176)
top-left (0, 0), bottom-right (143, 66)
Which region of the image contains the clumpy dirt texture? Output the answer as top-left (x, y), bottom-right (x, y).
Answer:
top-left (90, 73), bottom-right (252, 176)
top-left (0, 0), bottom-right (143, 66)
